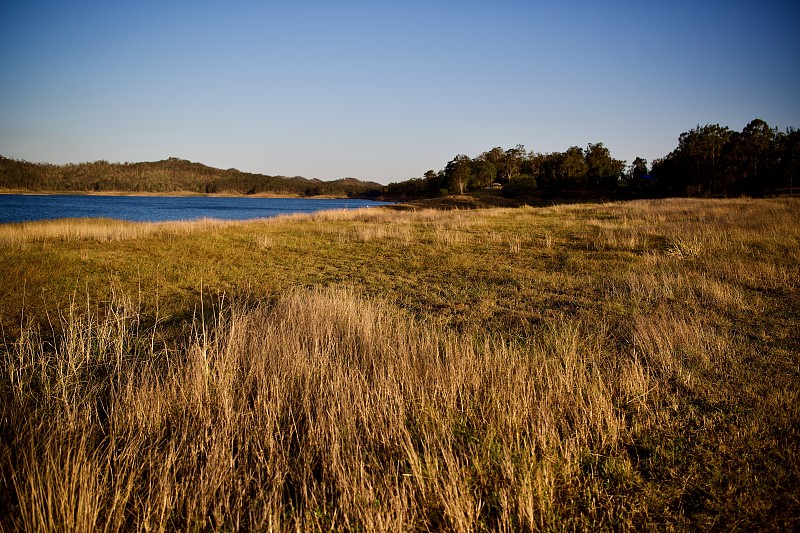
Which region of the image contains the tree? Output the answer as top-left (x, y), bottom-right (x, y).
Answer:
top-left (560, 146), bottom-right (589, 188)
top-left (472, 159), bottom-right (497, 189)
top-left (520, 151), bottom-right (543, 180)
top-left (479, 145), bottom-right (527, 184)
top-left (422, 170), bottom-right (446, 196)
top-left (630, 157), bottom-right (648, 179)
top-left (721, 118), bottom-right (777, 195)
top-left (480, 148), bottom-right (507, 183)
top-left (537, 147), bottom-right (588, 193)
top-left (619, 157), bottom-right (652, 197)
top-left (652, 124), bottom-right (731, 195)
top-left (777, 128), bottom-right (800, 195)
top-left (585, 142), bottom-right (625, 190)
top-left (503, 145), bottom-right (528, 183)
top-left (444, 155), bottom-right (472, 195)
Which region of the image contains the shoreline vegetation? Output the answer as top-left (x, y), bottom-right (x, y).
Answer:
top-left (1, 197), bottom-right (798, 530)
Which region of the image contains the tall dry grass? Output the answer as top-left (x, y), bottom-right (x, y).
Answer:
top-left (0, 217), bottom-right (237, 247)
top-left (0, 206), bottom-right (398, 247)
top-left (2, 287), bottom-right (655, 531)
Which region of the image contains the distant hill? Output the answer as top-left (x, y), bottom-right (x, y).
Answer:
top-left (0, 156), bottom-right (384, 198)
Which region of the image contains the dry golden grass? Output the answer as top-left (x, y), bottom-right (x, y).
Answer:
top-left (1, 197), bottom-right (798, 531)
top-left (0, 207), bottom-right (400, 247)
top-left (0, 217), bottom-right (237, 247)
top-left (2, 288), bottom-right (651, 531)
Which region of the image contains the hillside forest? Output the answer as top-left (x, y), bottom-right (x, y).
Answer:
top-left (0, 157), bottom-right (383, 198)
top-left (1, 118), bottom-right (797, 200)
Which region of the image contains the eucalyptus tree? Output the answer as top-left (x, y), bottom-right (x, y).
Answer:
top-left (652, 124), bottom-right (731, 195)
top-left (722, 118), bottom-right (777, 194)
top-left (478, 145), bottom-right (528, 183)
top-left (630, 157), bottom-right (648, 179)
top-left (585, 142), bottom-right (625, 190)
top-left (444, 155), bottom-right (473, 195)
top-left (538, 147), bottom-right (588, 193)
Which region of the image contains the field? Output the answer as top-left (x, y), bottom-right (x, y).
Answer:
top-left (1, 198), bottom-right (798, 531)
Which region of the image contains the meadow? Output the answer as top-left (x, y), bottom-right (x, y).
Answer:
top-left (1, 198), bottom-right (798, 531)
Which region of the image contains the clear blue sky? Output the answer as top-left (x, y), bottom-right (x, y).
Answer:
top-left (1, 1), bottom-right (798, 184)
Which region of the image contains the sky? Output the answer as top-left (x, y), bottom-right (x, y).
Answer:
top-left (1, 1), bottom-right (798, 184)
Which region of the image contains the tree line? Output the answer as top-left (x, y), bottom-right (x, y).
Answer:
top-left (650, 119), bottom-right (798, 197)
top-left (3, 118), bottom-right (797, 201)
top-left (384, 143), bottom-right (626, 200)
top-left (384, 118), bottom-right (799, 200)
top-left (0, 157), bottom-right (383, 198)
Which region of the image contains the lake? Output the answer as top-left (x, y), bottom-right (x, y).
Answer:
top-left (0, 194), bottom-right (393, 224)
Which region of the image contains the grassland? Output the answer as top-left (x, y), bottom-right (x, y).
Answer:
top-left (1, 198), bottom-right (798, 531)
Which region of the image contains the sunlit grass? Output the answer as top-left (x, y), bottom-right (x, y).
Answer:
top-left (1, 198), bottom-right (798, 530)
top-left (2, 287), bottom-right (649, 531)
top-left (0, 217), bottom-right (239, 246)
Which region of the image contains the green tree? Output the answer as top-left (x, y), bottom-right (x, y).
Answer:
top-left (471, 159), bottom-right (497, 189)
top-left (652, 124), bottom-right (731, 195)
top-left (585, 143), bottom-right (625, 190)
top-left (537, 147), bottom-right (588, 193)
top-left (502, 145), bottom-right (527, 182)
top-left (480, 148), bottom-right (507, 182)
top-left (630, 157), bottom-right (648, 180)
top-left (721, 118), bottom-right (777, 195)
top-left (560, 146), bottom-right (589, 188)
top-left (683, 124), bottom-right (731, 194)
top-left (777, 128), bottom-right (800, 195)
top-left (479, 145), bottom-right (527, 184)
top-left (444, 155), bottom-right (472, 195)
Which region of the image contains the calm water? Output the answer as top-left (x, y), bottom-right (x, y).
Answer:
top-left (0, 194), bottom-right (393, 224)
